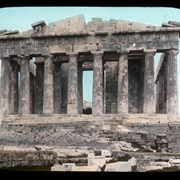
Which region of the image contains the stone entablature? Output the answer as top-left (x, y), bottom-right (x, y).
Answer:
top-left (0, 31), bottom-right (179, 57)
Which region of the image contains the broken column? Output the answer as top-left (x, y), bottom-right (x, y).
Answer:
top-left (166, 50), bottom-right (178, 114)
top-left (10, 60), bottom-right (19, 114)
top-left (117, 51), bottom-right (128, 114)
top-left (20, 56), bottom-right (31, 114)
top-left (143, 50), bottom-right (156, 113)
top-left (92, 51), bottom-right (104, 115)
top-left (67, 53), bottom-right (78, 115)
top-left (34, 58), bottom-right (44, 114)
top-left (0, 57), bottom-right (11, 116)
top-left (43, 55), bottom-right (54, 114)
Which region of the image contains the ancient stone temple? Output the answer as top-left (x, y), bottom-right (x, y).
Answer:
top-left (0, 15), bottom-right (180, 171)
top-left (0, 15), bottom-right (179, 117)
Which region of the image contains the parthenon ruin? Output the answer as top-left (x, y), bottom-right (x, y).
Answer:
top-left (0, 15), bottom-right (179, 117)
top-left (1, 14), bottom-right (180, 171)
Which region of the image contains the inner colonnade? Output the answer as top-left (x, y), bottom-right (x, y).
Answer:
top-left (0, 49), bottom-right (178, 116)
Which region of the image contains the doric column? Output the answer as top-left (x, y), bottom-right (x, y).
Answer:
top-left (143, 50), bottom-right (156, 113)
top-left (104, 64), bottom-right (107, 113)
top-left (117, 51), bottom-right (129, 114)
top-left (92, 51), bottom-right (104, 115)
top-left (61, 63), bottom-right (68, 114)
top-left (30, 72), bottom-right (35, 114)
top-left (67, 53), bottom-right (78, 115)
top-left (10, 60), bottom-right (19, 114)
top-left (166, 50), bottom-right (178, 114)
top-left (34, 58), bottom-right (44, 114)
top-left (43, 55), bottom-right (54, 114)
top-left (54, 60), bottom-right (62, 114)
top-left (29, 60), bottom-right (36, 114)
top-left (105, 62), bottom-right (118, 113)
top-left (20, 56), bottom-right (31, 114)
top-left (155, 80), bottom-right (160, 113)
top-left (0, 57), bottom-right (11, 116)
top-left (78, 61), bottom-right (83, 114)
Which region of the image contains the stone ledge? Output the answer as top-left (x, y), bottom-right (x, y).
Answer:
top-left (1, 114), bottom-right (179, 125)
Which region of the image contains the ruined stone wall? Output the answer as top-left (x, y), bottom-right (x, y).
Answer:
top-left (0, 150), bottom-right (56, 168)
top-left (120, 123), bottom-right (180, 153)
top-left (0, 115), bottom-right (180, 153)
top-left (128, 59), bottom-right (144, 113)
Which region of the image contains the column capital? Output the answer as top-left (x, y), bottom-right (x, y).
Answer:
top-left (91, 51), bottom-right (104, 56)
top-left (34, 57), bottom-right (45, 64)
top-left (144, 49), bottom-right (156, 56)
top-left (43, 54), bottom-right (55, 60)
top-left (166, 49), bottom-right (179, 55)
top-left (34, 62), bottom-right (44, 65)
top-left (18, 55), bottom-right (31, 60)
top-left (67, 52), bottom-right (78, 58)
top-left (117, 49), bottom-right (130, 54)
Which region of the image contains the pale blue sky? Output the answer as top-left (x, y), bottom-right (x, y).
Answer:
top-left (0, 7), bottom-right (180, 106)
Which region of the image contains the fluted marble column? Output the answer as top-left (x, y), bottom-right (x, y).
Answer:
top-left (117, 51), bottom-right (128, 114)
top-left (78, 61), bottom-right (83, 114)
top-left (166, 50), bottom-right (178, 115)
top-left (67, 53), bottom-right (78, 115)
top-left (105, 62), bottom-right (118, 114)
top-left (30, 72), bottom-right (35, 114)
top-left (54, 60), bottom-right (62, 114)
top-left (34, 58), bottom-right (44, 114)
top-left (143, 50), bottom-right (155, 113)
top-left (10, 60), bottom-right (19, 114)
top-left (0, 57), bottom-right (11, 116)
top-left (20, 56), bottom-right (30, 114)
top-left (92, 51), bottom-right (104, 115)
top-left (43, 55), bottom-right (54, 114)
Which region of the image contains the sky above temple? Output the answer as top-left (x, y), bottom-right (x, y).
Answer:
top-left (0, 7), bottom-right (180, 111)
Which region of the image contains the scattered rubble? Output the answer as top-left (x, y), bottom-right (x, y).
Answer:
top-left (110, 141), bottom-right (139, 152)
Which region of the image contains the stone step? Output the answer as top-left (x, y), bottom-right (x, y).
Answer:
top-left (4, 114), bottom-right (169, 119)
top-left (2, 114), bottom-right (178, 126)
